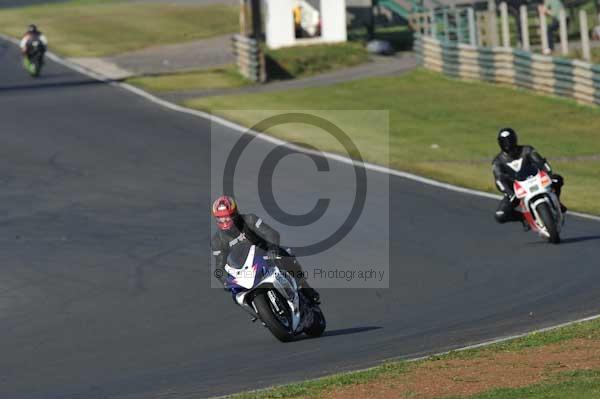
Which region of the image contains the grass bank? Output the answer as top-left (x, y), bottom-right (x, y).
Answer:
top-left (185, 69), bottom-right (600, 215)
top-left (126, 66), bottom-right (249, 93)
top-left (265, 42), bottom-right (370, 80)
top-left (225, 317), bottom-right (600, 398)
top-left (125, 42), bottom-right (370, 93)
top-left (0, 0), bottom-right (239, 57)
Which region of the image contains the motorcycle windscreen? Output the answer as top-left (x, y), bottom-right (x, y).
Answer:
top-left (514, 159), bottom-right (540, 181)
top-left (224, 243), bottom-right (269, 290)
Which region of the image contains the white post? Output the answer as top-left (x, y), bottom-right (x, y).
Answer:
top-left (468, 7), bottom-right (476, 45)
top-left (443, 8), bottom-right (450, 40)
top-left (488, 0), bottom-right (499, 46)
top-left (580, 9), bottom-right (591, 61)
top-left (455, 9), bottom-right (464, 43)
top-left (430, 10), bottom-right (437, 37)
top-left (520, 5), bottom-right (530, 50)
top-left (500, 2), bottom-right (510, 47)
top-left (539, 6), bottom-right (549, 54)
top-left (559, 9), bottom-right (568, 56)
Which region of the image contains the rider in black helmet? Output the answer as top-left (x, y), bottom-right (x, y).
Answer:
top-left (492, 128), bottom-right (566, 227)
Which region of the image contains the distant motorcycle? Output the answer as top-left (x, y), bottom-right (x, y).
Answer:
top-left (513, 160), bottom-right (564, 244)
top-left (224, 243), bottom-right (326, 342)
top-left (23, 39), bottom-right (46, 77)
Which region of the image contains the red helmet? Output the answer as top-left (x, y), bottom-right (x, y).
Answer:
top-left (212, 195), bottom-right (238, 230)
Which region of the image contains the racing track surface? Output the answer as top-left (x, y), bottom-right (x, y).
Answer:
top-left (2, 39), bottom-right (600, 399)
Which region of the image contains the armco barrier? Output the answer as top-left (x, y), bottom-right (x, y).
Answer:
top-left (414, 34), bottom-right (600, 106)
top-left (232, 34), bottom-right (266, 83)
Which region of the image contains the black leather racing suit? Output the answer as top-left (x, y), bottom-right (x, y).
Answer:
top-left (492, 145), bottom-right (564, 223)
top-left (211, 213), bottom-right (314, 291)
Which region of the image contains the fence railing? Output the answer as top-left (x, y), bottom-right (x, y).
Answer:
top-left (414, 34), bottom-right (600, 106)
top-left (232, 34), bottom-right (266, 83)
top-left (411, 1), bottom-right (596, 61)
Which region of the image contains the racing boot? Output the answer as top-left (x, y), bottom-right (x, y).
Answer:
top-left (521, 216), bottom-right (531, 232)
top-left (300, 286), bottom-right (320, 306)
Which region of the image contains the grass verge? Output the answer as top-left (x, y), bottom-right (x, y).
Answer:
top-left (0, 0), bottom-right (239, 57)
top-left (264, 42), bottom-right (370, 80)
top-left (185, 68), bottom-right (600, 215)
top-left (225, 317), bottom-right (600, 398)
top-left (125, 66), bottom-right (249, 93)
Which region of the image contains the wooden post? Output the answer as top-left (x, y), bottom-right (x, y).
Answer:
top-left (520, 5), bottom-right (530, 50)
top-left (500, 2), bottom-right (510, 47)
top-left (488, 0), bottom-right (499, 46)
top-left (468, 7), bottom-right (476, 45)
top-left (239, 0), bottom-right (248, 35)
top-left (430, 10), bottom-right (437, 37)
top-left (539, 6), bottom-right (549, 54)
top-left (559, 9), bottom-right (568, 56)
top-left (580, 9), bottom-right (591, 61)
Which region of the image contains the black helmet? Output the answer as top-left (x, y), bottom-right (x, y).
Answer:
top-left (497, 127), bottom-right (518, 154)
top-left (27, 24), bottom-right (38, 33)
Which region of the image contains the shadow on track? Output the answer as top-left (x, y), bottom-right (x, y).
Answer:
top-left (322, 326), bottom-right (382, 337)
top-left (291, 326), bottom-right (382, 342)
top-left (526, 234), bottom-right (600, 246)
top-left (0, 79), bottom-right (108, 93)
top-left (560, 235), bottom-right (600, 244)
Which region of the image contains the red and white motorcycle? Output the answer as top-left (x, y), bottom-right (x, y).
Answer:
top-left (513, 163), bottom-right (564, 244)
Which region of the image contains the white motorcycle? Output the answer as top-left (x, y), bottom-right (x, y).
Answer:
top-left (513, 161), bottom-right (564, 244)
top-left (223, 243), bottom-right (326, 342)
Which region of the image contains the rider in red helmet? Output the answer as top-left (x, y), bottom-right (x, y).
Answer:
top-left (211, 195), bottom-right (320, 304)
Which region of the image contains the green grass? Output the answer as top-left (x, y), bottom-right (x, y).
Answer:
top-left (185, 68), bottom-right (600, 215)
top-left (126, 66), bottom-right (249, 93)
top-left (0, 0), bottom-right (239, 57)
top-left (229, 361), bottom-right (412, 399)
top-left (432, 317), bottom-right (600, 362)
top-left (448, 370), bottom-right (600, 398)
top-left (223, 318), bottom-right (600, 398)
top-left (265, 42), bottom-right (369, 80)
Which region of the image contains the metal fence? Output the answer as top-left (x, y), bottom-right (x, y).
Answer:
top-left (411, 1), bottom-right (595, 60)
top-left (414, 34), bottom-right (600, 106)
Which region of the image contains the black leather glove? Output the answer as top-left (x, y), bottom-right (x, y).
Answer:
top-left (507, 193), bottom-right (519, 206)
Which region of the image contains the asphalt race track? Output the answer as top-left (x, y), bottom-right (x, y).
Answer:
top-left (2, 39), bottom-right (600, 399)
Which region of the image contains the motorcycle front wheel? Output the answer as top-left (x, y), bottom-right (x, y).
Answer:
top-left (253, 290), bottom-right (295, 342)
top-left (304, 306), bottom-right (326, 338)
top-left (537, 202), bottom-right (560, 244)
